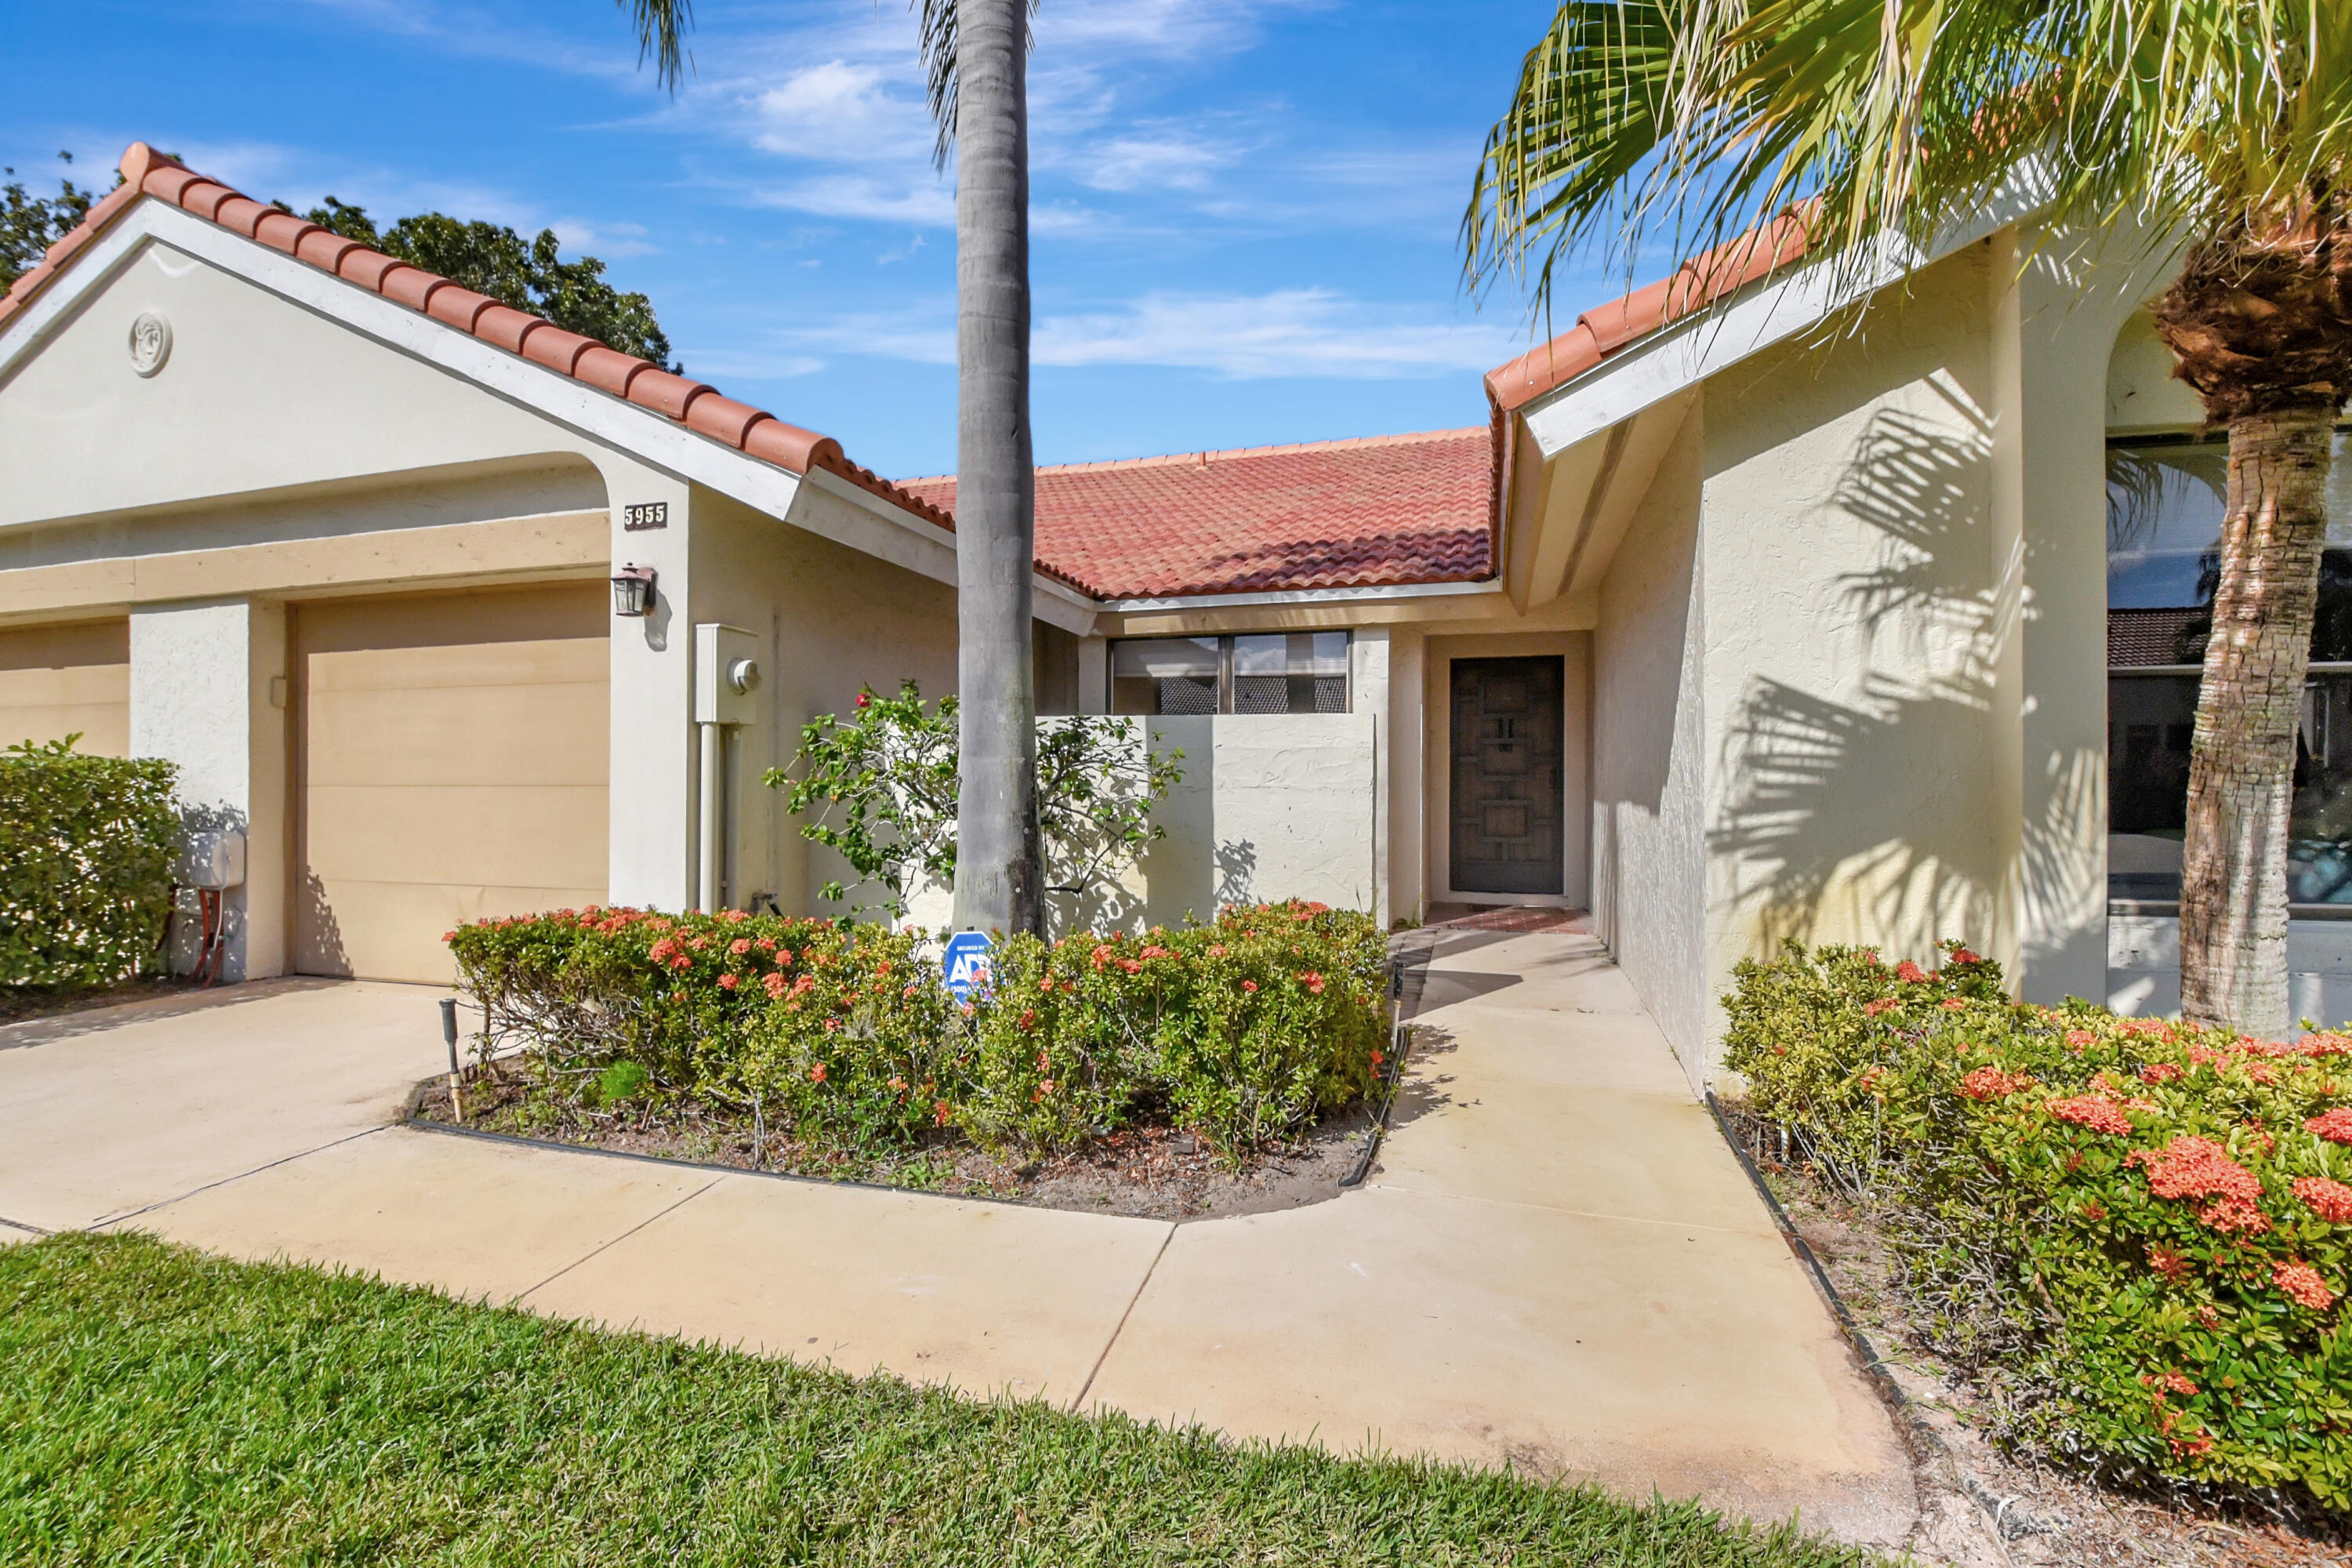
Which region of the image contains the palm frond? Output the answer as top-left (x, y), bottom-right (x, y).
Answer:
top-left (619, 0), bottom-right (694, 93)
top-left (1470, 0), bottom-right (2352, 325)
top-left (909, 0), bottom-right (1040, 172)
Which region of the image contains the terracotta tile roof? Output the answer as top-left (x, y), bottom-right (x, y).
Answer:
top-left (0, 143), bottom-right (953, 533)
top-left (2109, 607), bottom-right (2209, 667)
top-left (1483, 209), bottom-right (1815, 415)
top-left (898, 428), bottom-right (1496, 600)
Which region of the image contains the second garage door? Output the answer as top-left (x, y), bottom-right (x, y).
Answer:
top-left (295, 583), bottom-right (609, 982)
top-left (0, 620), bottom-right (129, 756)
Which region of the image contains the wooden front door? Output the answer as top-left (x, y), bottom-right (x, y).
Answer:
top-left (1450, 656), bottom-right (1564, 896)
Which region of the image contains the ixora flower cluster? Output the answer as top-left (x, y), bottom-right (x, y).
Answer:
top-left (445, 900), bottom-right (1388, 1160)
top-left (1724, 941), bottom-right (2352, 1513)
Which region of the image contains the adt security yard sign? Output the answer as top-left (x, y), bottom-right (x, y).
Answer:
top-left (942, 930), bottom-right (995, 1003)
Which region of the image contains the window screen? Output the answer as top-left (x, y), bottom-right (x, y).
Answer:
top-left (1109, 633), bottom-right (1351, 715)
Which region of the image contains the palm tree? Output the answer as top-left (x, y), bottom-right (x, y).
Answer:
top-left (1466, 0), bottom-right (2352, 1036)
top-left (620, 0), bottom-right (1044, 937)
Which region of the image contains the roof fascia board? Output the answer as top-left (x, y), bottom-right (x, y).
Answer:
top-left (1101, 577), bottom-right (1505, 615)
top-left (1519, 176), bottom-right (2050, 462)
top-left (6, 202), bottom-right (999, 595)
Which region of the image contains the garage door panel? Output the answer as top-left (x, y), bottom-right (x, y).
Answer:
top-left (296, 584), bottom-right (608, 984)
top-left (305, 682), bottom-right (609, 787)
top-left (0, 621), bottom-right (129, 755)
top-left (304, 786), bottom-right (608, 888)
top-left (297, 878), bottom-right (608, 985)
top-left (304, 636), bottom-right (608, 693)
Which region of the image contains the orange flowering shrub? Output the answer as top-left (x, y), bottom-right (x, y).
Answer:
top-left (1725, 942), bottom-right (2352, 1512)
top-left (448, 900), bottom-right (1385, 1162)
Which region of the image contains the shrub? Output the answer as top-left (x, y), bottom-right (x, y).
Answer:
top-left (448, 901), bottom-right (1388, 1161)
top-left (0, 737), bottom-right (178, 989)
top-left (1724, 941), bottom-right (2352, 1513)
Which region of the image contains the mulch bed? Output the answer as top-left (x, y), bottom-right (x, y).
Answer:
top-left (408, 1058), bottom-right (1383, 1223)
top-left (1732, 1123), bottom-right (2352, 1567)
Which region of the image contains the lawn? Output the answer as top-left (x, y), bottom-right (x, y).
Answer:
top-left (0, 1233), bottom-right (1886, 1567)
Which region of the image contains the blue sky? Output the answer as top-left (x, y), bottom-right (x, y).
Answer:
top-left (6, 0), bottom-right (1595, 478)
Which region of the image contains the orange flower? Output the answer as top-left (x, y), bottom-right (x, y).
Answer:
top-left (1863, 998), bottom-right (1898, 1017)
top-left (2295, 1176), bottom-right (2352, 1223)
top-left (2140, 1062), bottom-right (2183, 1085)
top-left (1895, 960), bottom-right (1929, 984)
top-left (761, 972), bottom-right (788, 1000)
top-left (1962, 1066), bottom-right (2031, 1100)
top-left (2064, 1029), bottom-right (2095, 1051)
top-left (2274, 1258), bottom-right (2338, 1311)
top-left (717, 973), bottom-right (739, 991)
top-left (2308, 1108), bottom-right (2352, 1145)
top-left (1301, 971), bottom-right (1325, 994)
top-left (2147, 1243), bottom-right (2193, 1284)
top-left (1950, 948), bottom-right (1982, 964)
top-left (1939, 998), bottom-right (1965, 1010)
top-left (934, 1099), bottom-right (953, 1127)
top-left (809, 1063), bottom-right (827, 1082)
top-left (1242, 980), bottom-right (1258, 993)
top-left (730, 937), bottom-right (752, 956)
top-left (2047, 1095), bottom-right (2132, 1136)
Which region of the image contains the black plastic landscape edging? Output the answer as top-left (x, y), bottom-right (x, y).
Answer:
top-left (1340, 943), bottom-right (1432, 1190)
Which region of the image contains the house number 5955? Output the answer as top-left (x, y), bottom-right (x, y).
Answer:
top-left (623, 502), bottom-right (669, 531)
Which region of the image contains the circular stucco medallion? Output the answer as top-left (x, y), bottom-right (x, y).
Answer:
top-left (128, 311), bottom-right (172, 377)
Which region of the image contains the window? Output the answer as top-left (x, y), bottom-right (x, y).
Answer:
top-left (1110, 633), bottom-right (1350, 715)
top-left (2107, 430), bottom-right (2352, 905)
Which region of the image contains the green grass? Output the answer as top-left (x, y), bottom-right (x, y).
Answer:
top-left (0, 1232), bottom-right (1889, 1566)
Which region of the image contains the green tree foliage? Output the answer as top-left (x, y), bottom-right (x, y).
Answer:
top-left (0, 153), bottom-right (100, 290)
top-left (300, 197), bottom-right (675, 368)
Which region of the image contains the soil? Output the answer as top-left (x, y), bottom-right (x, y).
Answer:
top-left (0, 975), bottom-right (193, 1029)
top-left (408, 1058), bottom-right (1386, 1223)
top-left (1726, 1116), bottom-right (2352, 1568)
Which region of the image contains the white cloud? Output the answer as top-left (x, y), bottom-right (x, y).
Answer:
top-left (779, 289), bottom-right (1523, 379)
top-left (1078, 132), bottom-right (1229, 193)
top-left (1032, 290), bottom-right (1522, 377)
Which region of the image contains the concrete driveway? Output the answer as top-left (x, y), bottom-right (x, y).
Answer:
top-left (0, 936), bottom-right (1917, 1548)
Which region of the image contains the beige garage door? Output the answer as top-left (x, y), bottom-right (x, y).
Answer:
top-left (0, 620), bottom-right (129, 756)
top-left (295, 583), bottom-right (608, 982)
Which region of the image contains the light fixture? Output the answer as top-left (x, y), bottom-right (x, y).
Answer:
top-left (611, 564), bottom-right (657, 618)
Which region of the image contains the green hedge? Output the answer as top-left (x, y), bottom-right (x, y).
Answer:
top-left (0, 739), bottom-right (178, 989)
top-left (449, 900), bottom-right (1390, 1160)
top-left (1725, 942), bottom-right (2352, 1513)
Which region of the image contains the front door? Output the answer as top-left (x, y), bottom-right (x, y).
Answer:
top-left (1450, 656), bottom-right (1564, 896)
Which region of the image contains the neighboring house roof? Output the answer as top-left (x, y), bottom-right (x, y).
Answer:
top-left (1483, 212), bottom-right (1814, 416)
top-left (898, 428), bottom-right (1496, 600)
top-left (2109, 607), bottom-right (2209, 667)
top-left (0, 143), bottom-right (954, 535)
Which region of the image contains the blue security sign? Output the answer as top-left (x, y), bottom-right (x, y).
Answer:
top-left (942, 930), bottom-right (996, 1003)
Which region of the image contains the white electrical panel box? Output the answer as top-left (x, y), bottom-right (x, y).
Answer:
top-left (695, 622), bottom-right (763, 725)
top-left (176, 829), bottom-right (247, 890)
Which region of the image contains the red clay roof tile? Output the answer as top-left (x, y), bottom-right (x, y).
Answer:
top-left (471, 303), bottom-right (539, 354)
top-left (626, 368), bottom-right (713, 421)
top-left (1484, 209), bottom-right (1815, 414)
top-left (378, 266), bottom-right (443, 312)
top-left (424, 285), bottom-right (499, 332)
top-left (897, 428), bottom-right (1495, 600)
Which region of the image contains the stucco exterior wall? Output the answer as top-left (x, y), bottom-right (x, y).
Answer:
top-left (2111, 916), bottom-right (2352, 1028)
top-left (684, 486), bottom-right (962, 918)
top-left (129, 599), bottom-right (288, 982)
top-left (1592, 402), bottom-right (1711, 1081)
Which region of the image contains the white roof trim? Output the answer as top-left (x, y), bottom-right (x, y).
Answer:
top-left (1102, 576), bottom-right (1504, 614)
top-left (1517, 176), bottom-right (2052, 461)
top-left (0, 199), bottom-right (1092, 615)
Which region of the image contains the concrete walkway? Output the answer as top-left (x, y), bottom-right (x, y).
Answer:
top-left (0, 933), bottom-right (1915, 1547)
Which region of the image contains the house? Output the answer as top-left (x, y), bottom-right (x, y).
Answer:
top-left (2, 143), bottom-right (2330, 1087)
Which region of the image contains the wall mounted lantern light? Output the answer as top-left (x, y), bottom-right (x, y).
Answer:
top-left (611, 564), bottom-right (657, 618)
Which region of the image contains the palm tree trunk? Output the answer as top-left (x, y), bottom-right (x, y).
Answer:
top-left (2178, 408), bottom-right (2337, 1036)
top-left (948, 0), bottom-right (1043, 936)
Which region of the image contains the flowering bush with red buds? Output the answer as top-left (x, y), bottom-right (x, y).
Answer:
top-left (1725, 941), bottom-right (2352, 1512)
top-left (448, 898), bottom-right (1386, 1164)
